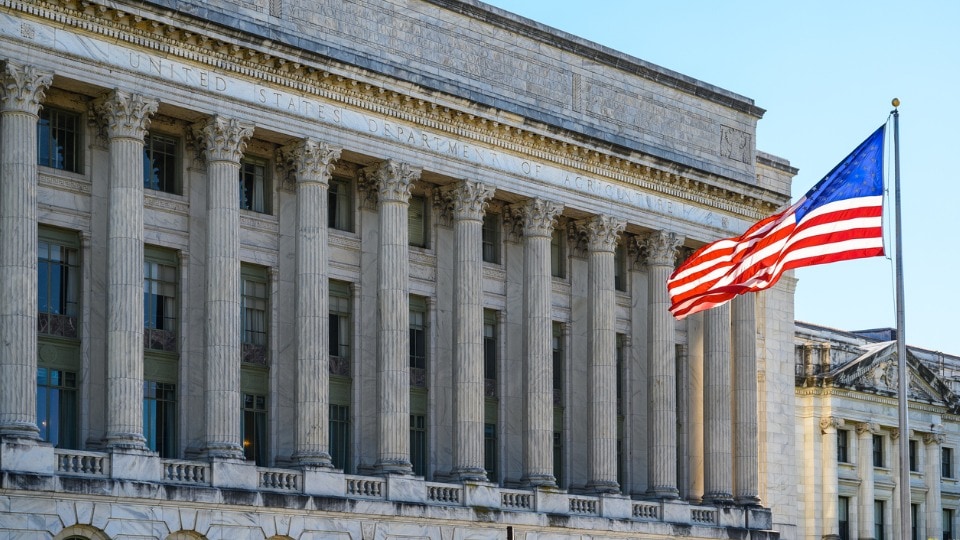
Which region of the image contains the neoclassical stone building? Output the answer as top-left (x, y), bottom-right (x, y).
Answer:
top-left (0, 0), bottom-right (799, 538)
top-left (795, 323), bottom-right (960, 540)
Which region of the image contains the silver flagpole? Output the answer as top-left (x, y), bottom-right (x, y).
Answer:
top-left (892, 98), bottom-right (910, 540)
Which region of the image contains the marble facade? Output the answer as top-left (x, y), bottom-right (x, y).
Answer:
top-left (0, 0), bottom-right (798, 538)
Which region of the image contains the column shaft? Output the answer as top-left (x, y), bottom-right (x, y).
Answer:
top-left (703, 303), bottom-right (733, 503)
top-left (857, 423), bottom-right (878, 539)
top-left (687, 312), bottom-right (705, 502)
top-left (821, 417), bottom-right (843, 540)
top-left (196, 117), bottom-right (253, 460)
top-left (732, 293), bottom-right (760, 504)
top-left (925, 433), bottom-right (944, 540)
top-left (0, 61), bottom-right (52, 438)
top-left (449, 181), bottom-right (494, 481)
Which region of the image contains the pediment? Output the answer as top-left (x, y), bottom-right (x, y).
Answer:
top-left (831, 341), bottom-right (957, 408)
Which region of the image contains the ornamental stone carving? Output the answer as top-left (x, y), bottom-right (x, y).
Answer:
top-left (924, 431), bottom-right (946, 445)
top-left (0, 60), bottom-right (52, 114)
top-left (192, 116), bottom-right (255, 164)
top-left (277, 138), bottom-right (341, 189)
top-left (93, 90), bottom-right (158, 141)
top-left (641, 230), bottom-right (683, 267)
top-left (855, 422), bottom-right (881, 436)
top-left (439, 180), bottom-right (495, 222)
top-left (508, 198), bottom-right (563, 238)
top-left (819, 416), bottom-right (844, 434)
top-left (358, 159), bottom-right (421, 204)
top-left (577, 215), bottom-right (626, 253)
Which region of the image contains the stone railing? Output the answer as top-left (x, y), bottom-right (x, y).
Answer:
top-left (691, 507), bottom-right (718, 525)
top-left (426, 482), bottom-right (462, 504)
top-left (500, 489), bottom-right (533, 510)
top-left (632, 502), bottom-right (659, 520)
top-left (569, 496), bottom-right (598, 515)
top-left (345, 475), bottom-right (384, 498)
top-left (55, 449), bottom-right (109, 476)
top-left (259, 468), bottom-right (301, 491)
top-left (163, 459), bottom-right (210, 485)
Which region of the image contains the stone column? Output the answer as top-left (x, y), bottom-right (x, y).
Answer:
top-left (582, 215), bottom-right (626, 494)
top-left (890, 429), bottom-right (902, 537)
top-left (856, 422), bottom-right (880, 539)
top-left (644, 230), bottom-right (682, 498)
top-left (703, 303), bottom-right (733, 504)
top-left (193, 116), bottom-right (254, 460)
top-left (925, 430), bottom-right (945, 540)
top-left (820, 416), bottom-right (844, 540)
top-left (444, 180), bottom-right (495, 481)
top-left (361, 160), bottom-right (421, 475)
top-left (516, 198), bottom-right (563, 487)
top-left (732, 293), bottom-right (760, 505)
top-left (95, 90), bottom-right (158, 450)
top-left (0, 61), bottom-right (52, 439)
top-left (280, 139), bottom-right (342, 467)
top-left (687, 311), bottom-right (705, 502)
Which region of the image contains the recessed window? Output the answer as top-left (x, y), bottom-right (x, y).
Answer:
top-left (550, 228), bottom-right (566, 278)
top-left (614, 242), bottom-right (627, 291)
top-left (483, 309), bottom-right (498, 398)
top-left (409, 296), bottom-right (427, 387)
top-left (36, 367), bottom-right (78, 449)
top-left (873, 434), bottom-right (884, 467)
top-left (239, 156), bottom-right (271, 214)
top-left (143, 131), bottom-right (180, 194)
top-left (410, 414), bottom-right (427, 476)
top-left (242, 392), bottom-right (267, 465)
top-left (38, 228), bottom-right (80, 338)
top-left (144, 247), bottom-right (178, 352)
top-left (329, 403), bottom-right (350, 471)
top-left (241, 265), bottom-right (269, 365)
top-left (408, 195), bottom-right (428, 248)
top-left (484, 422), bottom-right (497, 482)
top-left (838, 496), bottom-right (850, 540)
top-left (909, 439), bottom-right (919, 471)
top-left (143, 380), bottom-right (177, 458)
top-left (552, 322), bottom-right (564, 406)
top-left (328, 176), bottom-right (354, 232)
top-left (482, 213), bottom-right (501, 264)
top-left (944, 447), bottom-right (954, 479)
top-left (875, 500), bottom-right (885, 540)
top-left (329, 280), bottom-right (352, 377)
top-left (37, 106), bottom-right (81, 173)
top-left (944, 509), bottom-right (954, 540)
top-left (837, 429), bottom-right (849, 463)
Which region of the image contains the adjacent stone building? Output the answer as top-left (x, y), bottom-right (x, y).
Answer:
top-left (0, 0), bottom-right (799, 538)
top-left (796, 323), bottom-right (960, 540)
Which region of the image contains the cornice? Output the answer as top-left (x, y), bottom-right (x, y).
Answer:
top-left (8, 0), bottom-right (783, 221)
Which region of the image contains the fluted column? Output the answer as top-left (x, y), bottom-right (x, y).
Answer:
top-left (821, 417), bottom-right (844, 540)
top-left (703, 303), bottom-right (733, 504)
top-left (687, 311), bottom-right (705, 502)
top-left (280, 139), bottom-right (341, 467)
top-left (732, 293), bottom-right (760, 504)
top-left (890, 429), bottom-right (902, 537)
top-left (444, 180), bottom-right (495, 481)
top-left (516, 198), bottom-right (562, 487)
top-left (579, 215), bottom-right (625, 493)
top-left (925, 430), bottom-right (945, 540)
top-left (644, 230), bottom-right (683, 498)
top-left (95, 90), bottom-right (158, 450)
top-left (194, 116), bottom-right (254, 459)
top-left (362, 160), bottom-right (421, 475)
top-left (0, 61), bottom-right (52, 439)
top-left (857, 422), bottom-right (880, 539)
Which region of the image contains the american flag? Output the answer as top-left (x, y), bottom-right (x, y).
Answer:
top-left (668, 125), bottom-right (886, 320)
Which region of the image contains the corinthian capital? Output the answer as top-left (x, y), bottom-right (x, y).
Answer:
top-left (440, 180), bottom-right (495, 222)
top-left (0, 61), bottom-right (53, 114)
top-left (640, 230), bottom-right (683, 267)
top-left (578, 215), bottom-right (626, 253)
top-left (358, 159), bottom-right (421, 204)
top-left (819, 416), bottom-right (844, 434)
top-left (277, 138), bottom-right (341, 188)
top-left (93, 89), bottom-right (158, 141)
top-left (192, 115), bottom-right (254, 164)
top-left (509, 197), bottom-right (563, 238)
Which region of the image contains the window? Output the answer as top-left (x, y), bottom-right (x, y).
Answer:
top-left (616, 334), bottom-right (625, 414)
top-left (143, 131), bottom-right (179, 193)
top-left (838, 496), bottom-right (850, 540)
top-left (945, 509), bottom-right (954, 540)
top-left (614, 242), bottom-right (627, 292)
top-left (944, 447), bottom-right (954, 478)
top-left (874, 434), bottom-right (885, 467)
top-left (329, 404), bottom-right (350, 471)
top-left (239, 156), bottom-right (270, 213)
top-left (329, 281), bottom-right (352, 377)
top-left (484, 423), bottom-right (497, 482)
top-left (483, 309), bottom-right (497, 397)
top-left (550, 228), bottom-right (565, 278)
top-left (36, 368), bottom-right (78, 449)
top-left (837, 429), bottom-right (849, 463)
top-left (143, 380), bottom-right (177, 457)
top-left (241, 265), bottom-right (269, 365)
top-left (911, 504), bottom-right (920, 540)
top-left (482, 213), bottom-right (501, 264)
top-left (408, 195), bottom-right (428, 248)
top-left (37, 106), bottom-right (80, 172)
top-left (38, 229), bottom-right (80, 338)
top-left (910, 439), bottom-right (919, 472)
top-left (241, 365), bottom-right (268, 465)
top-left (410, 414), bottom-right (427, 476)
top-left (328, 176), bottom-right (353, 232)
top-left (553, 431), bottom-right (563, 487)
top-left (552, 322), bottom-right (564, 406)
top-left (409, 296), bottom-right (427, 387)
top-left (875, 500), bottom-right (886, 540)
top-left (144, 248), bottom-right (178, 352)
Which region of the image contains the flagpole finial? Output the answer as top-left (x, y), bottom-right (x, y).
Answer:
top-left (891, 97), bottom-right (900, 108)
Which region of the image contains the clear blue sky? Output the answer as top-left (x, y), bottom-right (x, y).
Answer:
top-left (483, 0), bottom-right (960, 355)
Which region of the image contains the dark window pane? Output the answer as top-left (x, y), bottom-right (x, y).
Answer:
top-left (143, 381), bottom-right (177, 458)
top-left (329, 404), bottom-right (351, 471)
top-left (37, 107), bottom-right (80, 173)
top-left (410, 414), bottom-right (427, 476)
top-left (36, 367), bottom-right (78, 449)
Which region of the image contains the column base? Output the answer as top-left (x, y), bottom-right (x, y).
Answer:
top-left (374, 458), bottom-right (413, 476)
top-left (821, 535), bottom-right (841, 540)
top-left (201, 443), bottom-right (246, 461)
top-left (647, 486), bottom-right (680, 499)
top-left (0, 422), bottom-right (40, 440)
top-left (451, 466), bottom-right (488, 482)
top-left (522, 473), bottom-right (557, 489)
top-left (703, 491), bottom-right (734, 505)
top-left (293, 451), bottom-right (334, 469)
top-left (587, 480), bottom-right (621, 495)
top-left (104, 431), bottom-right (148, 451)
top-left (735, 494), bottom-right (762, 506)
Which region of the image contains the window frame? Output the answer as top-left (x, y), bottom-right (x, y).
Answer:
top-left (37, 105), bottom-right (82, 173)
top-left (328, 175), bottom-right (354, 232)
top-left (241, 364), bottom-right (269, 466)
top-left (36, 366), bottom-right (79, 449)
top-left (329, 280), bottom-right (352, 378)
top-left (837, 429), bottom-right (849, 463)
top-left (239, 155), bottom-right (272, 214)
top-left (550, 227), bottom-right (566, 278)
top-left (481, 212), bottom-right (501, 264)
top-left (944, 447), bottom-right (954, 479)
top-left (38, 227), bottom-right (80, 339)
top-left (409, 295), bottom-right (428, 387)
top-left (873, 433), bottom-right (885, 468)
top-left (144, 246), bottom-right (179, 353)
top-left (408, 194), bottom-right (429, 248)
top-left (241, 264), bottom-right (269, 365)
top-left (143, 130), bottom-right (181, 194)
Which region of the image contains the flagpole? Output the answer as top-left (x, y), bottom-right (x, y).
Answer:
top-left (892, 98), bottom-right (910, 540)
